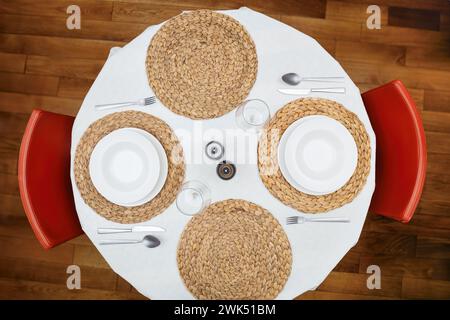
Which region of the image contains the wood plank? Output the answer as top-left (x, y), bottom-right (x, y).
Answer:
top-left (442, 13), bottom-right (450, 31)
top-left (0, 72), bottom-right (60, 96)
top-left (73, 245), bottom-right (110, 269)
top-left (426, 132), bottom-right (450, 154)
top-left (416, 236), bottom-right (450, 259)
top-left (367, 212), bottom-right (450, 239)
top-left (112, 2), bottom-right (192, 24)
top-left (66, 234), bottom-right (93, 247)
top-left (246, 0), bottom-right (326, 18)
top-left (0, 52), bottom-right (26, 73)
top-left (57, 77), bottom-right (93, 99)
top-left (0, 277), bottom-right (145, 299)
top-left (317, 271), bottom-right (403, 298)
top-left (114, 0), bottom-right (246, 10)
top-left (0, 0), bottom-right (113, 21)
top-left (315, 38), bottom-right (336, 56)
top-left (111, 2), bottom-right (271, 23)
top-left (333, 251), bottom-right (360, 273)
top-left (422, 111), bottom-right (450, 133)
top-left (0, 256), bottom-right (117, 291)
top-left (336, 40), bottom-right (406, 65)
top-left (0, 155), bottom-right (17, 175)
top-left (0, 34), bottom-right (125, 60)
top-left (0, 218), bottom-right (31, 238)
top-left (0, 91), bottom-right (81, 115)
top-left (130, 286), bottom-right (142, 295)
top-left (0, 111), bottom-right (29, 135)
top-left (335, 0), bottom-right (450, 11)
top-left (0, 236), bottom-right (74, 264)
top-left (406, 47), bottom-right (450, 72)
top-left (115, 275), bottom-right (133, 292)
top-left (0, 14), bottom-right (147, 42)
top-left (359, 255), bottom-right (450, 281)
top-left (426, 153), bottom-right (450, 175)
top-left (337, 42), bottom-right (450, 95)
top-left (388, 7), bottom-right (441, 31)
top-left (0, 172), bottom-right (19, 196)
top-left (105, 0), bottom-right (247, 11)
top-left (0, 218), bottom-right (91, 246)
top-left (0, 194), bottom-right (24, 218)
top-left (424, 89), bottom-right (450, 113)
top-left (0, 134), bottom-right (20, 174)
top-left (297, 290), bottom-right (391, 300)
top-left (422, 173), bottom-right (450, 203)
top-left (416, 199), bottom-right (450, 217)
top-left (352, 231), bottom-right (417, 256)
top-left (402, 278), bottom-right (450, 299)
top-left (280, 15), bottom-right (362, 41)
top-left (26, 55), bottom-right (104, 80)
top-left (326, 0), bottom-right (388, 25)
top-left (360, 25), bottom-right (450, 48)
top-left (340, 59), bottom-right (450, 92)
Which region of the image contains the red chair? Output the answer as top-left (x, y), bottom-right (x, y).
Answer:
top-left (18, 110), bottom-right (83, 249)
top-left (362, 80), bottom-right (427, 223)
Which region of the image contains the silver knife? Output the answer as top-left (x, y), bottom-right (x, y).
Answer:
top-left (278, 88), bottom-right (346, 95)
top-left (97, 226), bottom-right (166, 234)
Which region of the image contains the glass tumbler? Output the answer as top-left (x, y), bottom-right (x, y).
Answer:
top-left (176, 181), bottom-right (211, 216)
top-left (235, 99), bottom-right (270, 131)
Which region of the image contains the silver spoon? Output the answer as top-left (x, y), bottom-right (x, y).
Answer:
top-left (99, 235), bottom-right (161, 248)
top-left (282, 73), bottom-right (344, 86)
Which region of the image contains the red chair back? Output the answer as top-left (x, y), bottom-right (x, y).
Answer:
top-left (18, 110), bottom-right (83, 249)
top-left (362, 80), bottom-right (427, 223)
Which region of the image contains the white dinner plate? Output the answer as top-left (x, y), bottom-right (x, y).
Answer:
top-left (278, 115), bottom-right (358, 195)
top-left (89, 128), bottom-right (168, 207)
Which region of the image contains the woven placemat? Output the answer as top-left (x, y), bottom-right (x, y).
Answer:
top-left (177, 199), bottom-right (292, 300)
top-left (74, 111), bottom-right (185, 224)
top-left (258, 98), bottom-right (371, 213)
top-left (146, 10), bottom-right (258, 120)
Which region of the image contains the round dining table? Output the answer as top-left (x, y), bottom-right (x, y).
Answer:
top-left (70, 7), bottom-right (376, 300)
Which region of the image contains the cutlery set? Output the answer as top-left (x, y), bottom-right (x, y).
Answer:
top-left (95, 96), bottom-right (156, 110)
top-left (281, 73), bottom-right (344, 85)
top-left (97, 226), bottom-right (164, 247)
top-left (280, 72), bottom-right (346, 95)
top-left (278, 88), bottom-right (346, 95)
top-left (286, 216), bottom-right (350, 225)
top-left (99, 235), bottom-right (161, 248)
top-left (97, 226), bottom-right (165, 234)
top-left (98, 215), bottom-right (350, 246)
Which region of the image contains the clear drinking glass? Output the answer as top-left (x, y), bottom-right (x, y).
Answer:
top-left (235, 99), bottom-right (270, 131)
top-left (176, 181), bottom-right (211, 216)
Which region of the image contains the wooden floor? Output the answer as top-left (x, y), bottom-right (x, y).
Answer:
top-left (0, 0), bottom-right (449, 300)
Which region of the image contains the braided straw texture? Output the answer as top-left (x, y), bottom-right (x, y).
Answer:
top-left (74, 111), bottom-right (185, 224)
top-left (258, 98), bottom-right (371, 213)
top-left (146, 10), bottom-right (258, 120)
top-left (177, 199), bottom-right (292, 300)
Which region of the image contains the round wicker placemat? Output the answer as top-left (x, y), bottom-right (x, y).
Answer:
top-left (74, 111), bottom-right (185, 224)
top-left (146, 10), bottom-right (258, 120)
top-left (177, 199), bottom-right (292, 300)
top-left (258, 98), bottom-right (371, 213)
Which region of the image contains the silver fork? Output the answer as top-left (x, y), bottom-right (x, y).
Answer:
top-left (286, 216), bottom-right (350, 225)
top-left (95, 96), bottom-right (156, 111)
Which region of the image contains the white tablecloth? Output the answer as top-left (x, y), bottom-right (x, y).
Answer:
top-left (70, 7), bottom-right (376, 300)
